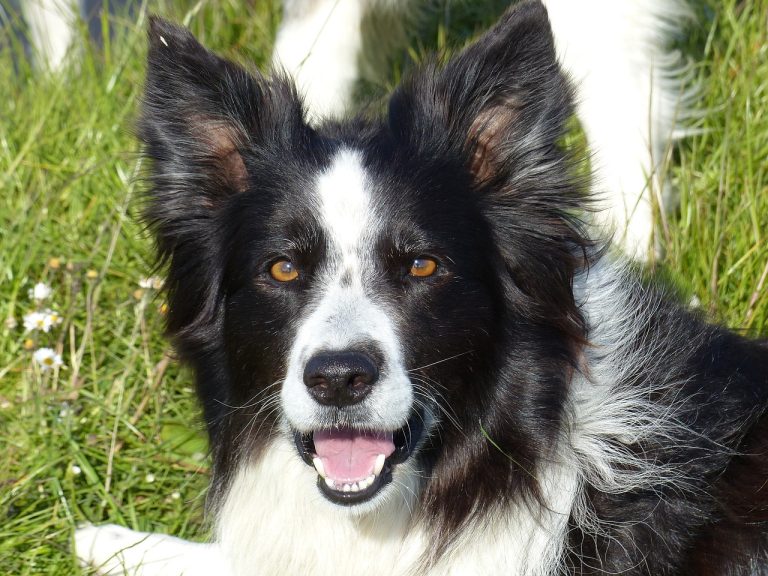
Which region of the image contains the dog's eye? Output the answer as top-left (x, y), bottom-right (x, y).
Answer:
top-left (269, 259), bottom-right (299, 282)
top-left (409, 258), bottom-right (437, 278)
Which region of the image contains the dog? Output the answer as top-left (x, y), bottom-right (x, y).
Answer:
top-left (75, 2), bottom-right (768, 575)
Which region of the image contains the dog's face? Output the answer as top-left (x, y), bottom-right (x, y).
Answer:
top-left (220, 143), bottom-right (502, 506)
top-left (141, 1), bottom-right (587, 511)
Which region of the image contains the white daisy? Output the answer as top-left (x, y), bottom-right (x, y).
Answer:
top-left (33, 347), bottom-right (63, 371)
top-left (29, 282), bottom-right (53, 301)
top-left (24, 310), bottom-right (63, 332)
top-left (138, 276), bottom-right (164, 290)
top-left (23, 311), bottom-right (48, 332)
top-left (44, 309), bottom-right (63, 328)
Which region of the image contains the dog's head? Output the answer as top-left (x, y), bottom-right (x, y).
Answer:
top-left (140, 0), bottom-right (588, 514)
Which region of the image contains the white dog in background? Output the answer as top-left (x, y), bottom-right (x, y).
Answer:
top-left (18, 0), bottom-right (110, 68)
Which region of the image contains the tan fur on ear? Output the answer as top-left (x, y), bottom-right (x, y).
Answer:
top-left (467, 101), bottom-right (520, 182)
top-left (195, 117), bottom-right (248, 195)
top-left (207, 121), bottom-right (248, 193)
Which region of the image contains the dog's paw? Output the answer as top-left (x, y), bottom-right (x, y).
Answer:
top-left (75, 523), bottom-right (143, 575)
top-left (75, 523), bottom-right (176, 575)
top-left (74, 523), bottom-right (225, 576)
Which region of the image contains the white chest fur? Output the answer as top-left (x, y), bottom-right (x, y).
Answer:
top-left (216, 437), bottom-right (579, 576)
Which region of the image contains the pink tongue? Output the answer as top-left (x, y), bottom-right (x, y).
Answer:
top-left (313, 428), bottom-right (395, 482)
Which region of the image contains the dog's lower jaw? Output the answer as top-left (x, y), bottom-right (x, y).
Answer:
top-left (292, 408), bottom-right (429, 506)
top-left (215, 436), bottom-right (424, 576)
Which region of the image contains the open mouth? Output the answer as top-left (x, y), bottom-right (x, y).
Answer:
top-left (293, 412), bottom-right (424, 505)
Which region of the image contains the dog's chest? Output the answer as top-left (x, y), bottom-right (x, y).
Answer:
top-left (216, 438), bottom-right (576, 576)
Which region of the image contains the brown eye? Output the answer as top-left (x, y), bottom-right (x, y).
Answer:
top-left (269, 259), bottom-right (299, 282)
top-left (409, 258), bottom-right (437, 278)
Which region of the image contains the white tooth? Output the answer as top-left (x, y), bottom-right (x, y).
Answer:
top-left (374, 454), bottom-right (385, 476)
top-left (312, 457), bottom-right (326, 478)
top-left (343, 483), bottom-right (351, 493)
top-left (325, 478), bottom-right (335, 489)
top-left (359, 476), bottom-right (372, 490)
top-left (351, 482), bottom-right (360, 492)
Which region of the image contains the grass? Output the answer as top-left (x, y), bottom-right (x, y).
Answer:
top-left (0, 0), bottom-right (766, 573)
top-left (667, 1), bottom-right (768, 331)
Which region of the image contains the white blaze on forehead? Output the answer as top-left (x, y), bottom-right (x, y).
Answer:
top-left (315, 149), bottom-right (372, 259)
top-left (280, 148), bottom-right (413, 432)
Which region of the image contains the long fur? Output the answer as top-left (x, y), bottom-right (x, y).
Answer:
top-left (75, 2), bottom-right (768, 575)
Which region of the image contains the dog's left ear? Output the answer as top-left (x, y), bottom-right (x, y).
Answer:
top-left (389, 0), bottom-right (572, 186)
top-left (390, 1), bottom-right (589, 352)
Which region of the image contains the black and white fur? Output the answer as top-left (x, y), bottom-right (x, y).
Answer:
top-left (273, 0), bottom-right (694, 259)
top-left (75, 2), bottom-right (768, 575)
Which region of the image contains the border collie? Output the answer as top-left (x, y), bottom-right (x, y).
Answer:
top-left (75, 2), bottom-right (768, 575)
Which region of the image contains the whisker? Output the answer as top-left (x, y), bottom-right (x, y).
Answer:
top-left (233, 391), bottom-right (282, 445)
top-left (214, 380), bottom-right (283, 416)
top-left (411, 378), bottom-right (463, 434)
top-left (407, 349), bottom-right (475, 373)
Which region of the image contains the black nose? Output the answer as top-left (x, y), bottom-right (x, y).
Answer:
top-left (303, 351), bottom-right (379, 407)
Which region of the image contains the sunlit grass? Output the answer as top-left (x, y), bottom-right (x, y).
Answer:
top-left (0, 3), bottom-right (280, 573)
top-left (666, 0), bottom-right (768, 333)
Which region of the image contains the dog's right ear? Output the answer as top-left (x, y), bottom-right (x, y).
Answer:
top-left (140, 17), bottom-right (308, 213)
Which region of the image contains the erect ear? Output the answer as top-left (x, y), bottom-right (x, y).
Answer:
top-left (140, 16), bottom-right (308, 208)
top-left (389, 1), bottom-right (591, 361)
top-left (138, 18), bottom-right (311, 351)
top-left (388, 0), bottom-right (573, 186)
